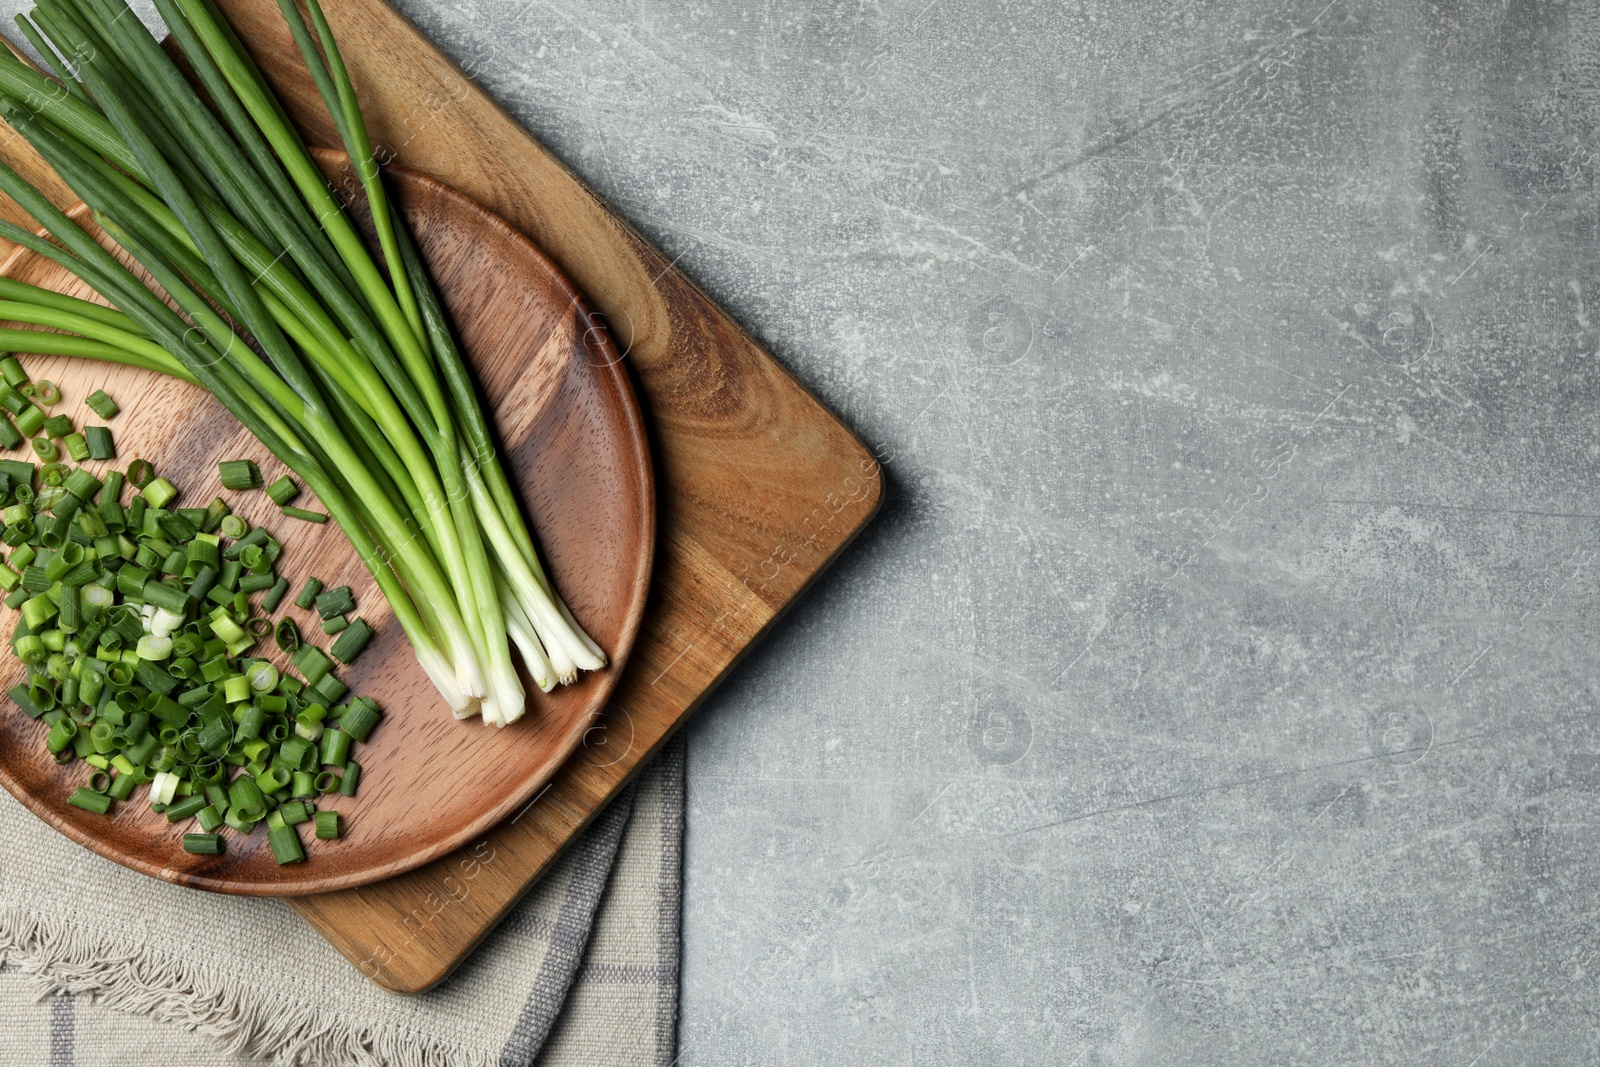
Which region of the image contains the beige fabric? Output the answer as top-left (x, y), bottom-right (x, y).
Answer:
top-left (0, 735), bottom-right (684, 1067)
top-left (537, 738), bottom-right (683, 1067)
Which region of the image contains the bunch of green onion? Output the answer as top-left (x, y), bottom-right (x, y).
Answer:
top-left (0, 0), bottom-right (607, 726)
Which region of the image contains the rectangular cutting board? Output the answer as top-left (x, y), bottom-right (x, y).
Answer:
top-left (0, 0), bottom-right (879, 992)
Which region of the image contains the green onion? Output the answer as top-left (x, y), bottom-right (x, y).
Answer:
top-left (30, 437), bottom-right (56, 461)
top-left (293, 576), bottom-right (322, 610)
top-left (181, 832), bottom-right (223, 854)
top-left (313, 809), bottom-right (340, 839)
top-left (338, 759), bottom-right (361, 796)
top-left (313, 585), bottom-right (354, 619)
top-left (41, 413), bottom-right (71, 438)
top-left (67, 786), bottom-right (111, 813)
top-left (261, 575), bottom-right (289, 612)
top-left (13, 405), bottom-right (42, 437)
top-left (281, 799), bottom-right (314, 825)
top-left (164, 793), bottom-right (207, 821)
top-left (142, 477), bottom-right (178, 509)
top-left (0, 450), bottom-right (387, 864)
top-left (201, 496), bottom-right (228, 532)
top-left (33, 380), bottom-right (59, 405)
top-left (266, 822), bottom-right (304, 864)
top-left (273, 617), bottom-right (300, 654)
top-left (329, 618), bottom-right (374, 664)
top-left (319, 728), bottom-right (351, 767)
top-left (290, 644), bottom-right (332, 686)
top-left (279, 505), bottom-right (326, 523)
top-left (245, 660), bottom-right (278, 692)
top-left (85, 389), bottom-right (119, 418)
top-left (217, 459), bottom-right (261, 490)
top-left (264, 475), bottom-right (298, 505)
top-left (84, 426), bottom-right (114, 460)
top-left (0, 0), bottom-right (608, 725)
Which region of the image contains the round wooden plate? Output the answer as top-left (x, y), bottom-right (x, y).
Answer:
top-left (0, 157), bottom-right (654, 894)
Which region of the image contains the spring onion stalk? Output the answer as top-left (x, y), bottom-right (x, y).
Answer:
top-left (0, 0), bottom-right (607, 722)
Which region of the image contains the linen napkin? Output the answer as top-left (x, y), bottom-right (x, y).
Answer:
top-left (0, 734), bottom-right (684, 1067)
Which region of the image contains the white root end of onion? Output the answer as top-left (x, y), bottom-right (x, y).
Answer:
top-left (488, 661), bottom-right (526, 727)
top-left (473, 480), bottom-right (605, 684)
top-left (502, 585), bottom-right (557, 693)
top-left (447, 630), bottom-right (487, 701)
top-left (515, 581), bottom-right (603, 676)
top-left (418, 645), bottom-right (476, 715)
top-left (555, 595), bottom-right (608, 667)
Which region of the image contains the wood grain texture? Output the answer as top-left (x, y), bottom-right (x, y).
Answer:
top-left (0, 159), bottom-right (654, 894)
top-left (202, 0), bottom-right (885, 991)
top-left (0, 0), bottom-right (881, 990)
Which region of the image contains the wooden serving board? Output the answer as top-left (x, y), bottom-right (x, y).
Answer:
top-left (0, 0), bottom-right (882, 991)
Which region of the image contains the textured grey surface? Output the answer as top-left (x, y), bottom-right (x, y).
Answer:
top-left (37, 0), bottom-right (1600, 1062)
top-left (377, 0), bottom-right (1600, 1063)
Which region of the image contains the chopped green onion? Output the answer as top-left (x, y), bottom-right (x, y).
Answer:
top-left (339, 760), bottom-right (361, 796)
top-left (84, 426), bottom-right (114, 460)
top-left (29, 437), bottom-right (55, 460)
top-left (67, 786), bottom-right (111, 813)
top-left (13, 405), bottom-right (42, 437)
top-left (85, 390), bottom-right (119, 419)
top-left (181, 833), bottom-right (223, 855)
top-left (279, 505), bottom-right (327, 523)
top-left (319, 728), bottom-right (352, 768)
top-left (290, 644), bottom-right (333, 685)
top-left (264, 475), bottom-right (299, 506)
top-left (64, 468), bottom-right (101, 500)
top-left (238, 572), bottom-right (275, 593)
top-left (142, 477), bottom-right (177, 509)
top-left (201, 497), bottom-right (228, 533)
top-left (281, 799), bottom-right (314, 825)
top-left (267, 823), bottom-right (305, 864)
top-left (262, 576), bottom-right (289, 612)
top-left (274, 618), bottom-right (300, 653)
top-left (293, 576), bottom-right (322, 610)
top-left (32, 380), bottom-right (59, 406)
top-left (41, 414), bottom-right (70, 438)
top-left (217, 459), bottom-right (261, 491)
top-left (164, 793), bottom-right (207, 822)
top-left (256, 765), bottom-right (291, 794)
top-left (313, 585), bottom-right (354, 619)
top-left (329, 618), bottom-right (374, 664)
top-left (245, 660), bottom-right (278, 692)
top-left (311, 672), bottom-right (348, 704)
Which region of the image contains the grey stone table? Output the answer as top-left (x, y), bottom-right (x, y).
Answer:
top-left (46, 0), bottom-right (1600, 1062)
top-left (385, 0), bottom-right (1598, 1063)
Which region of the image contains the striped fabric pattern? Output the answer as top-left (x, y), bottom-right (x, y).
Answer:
top-left (0, 735), bottom-right (685, 1067)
